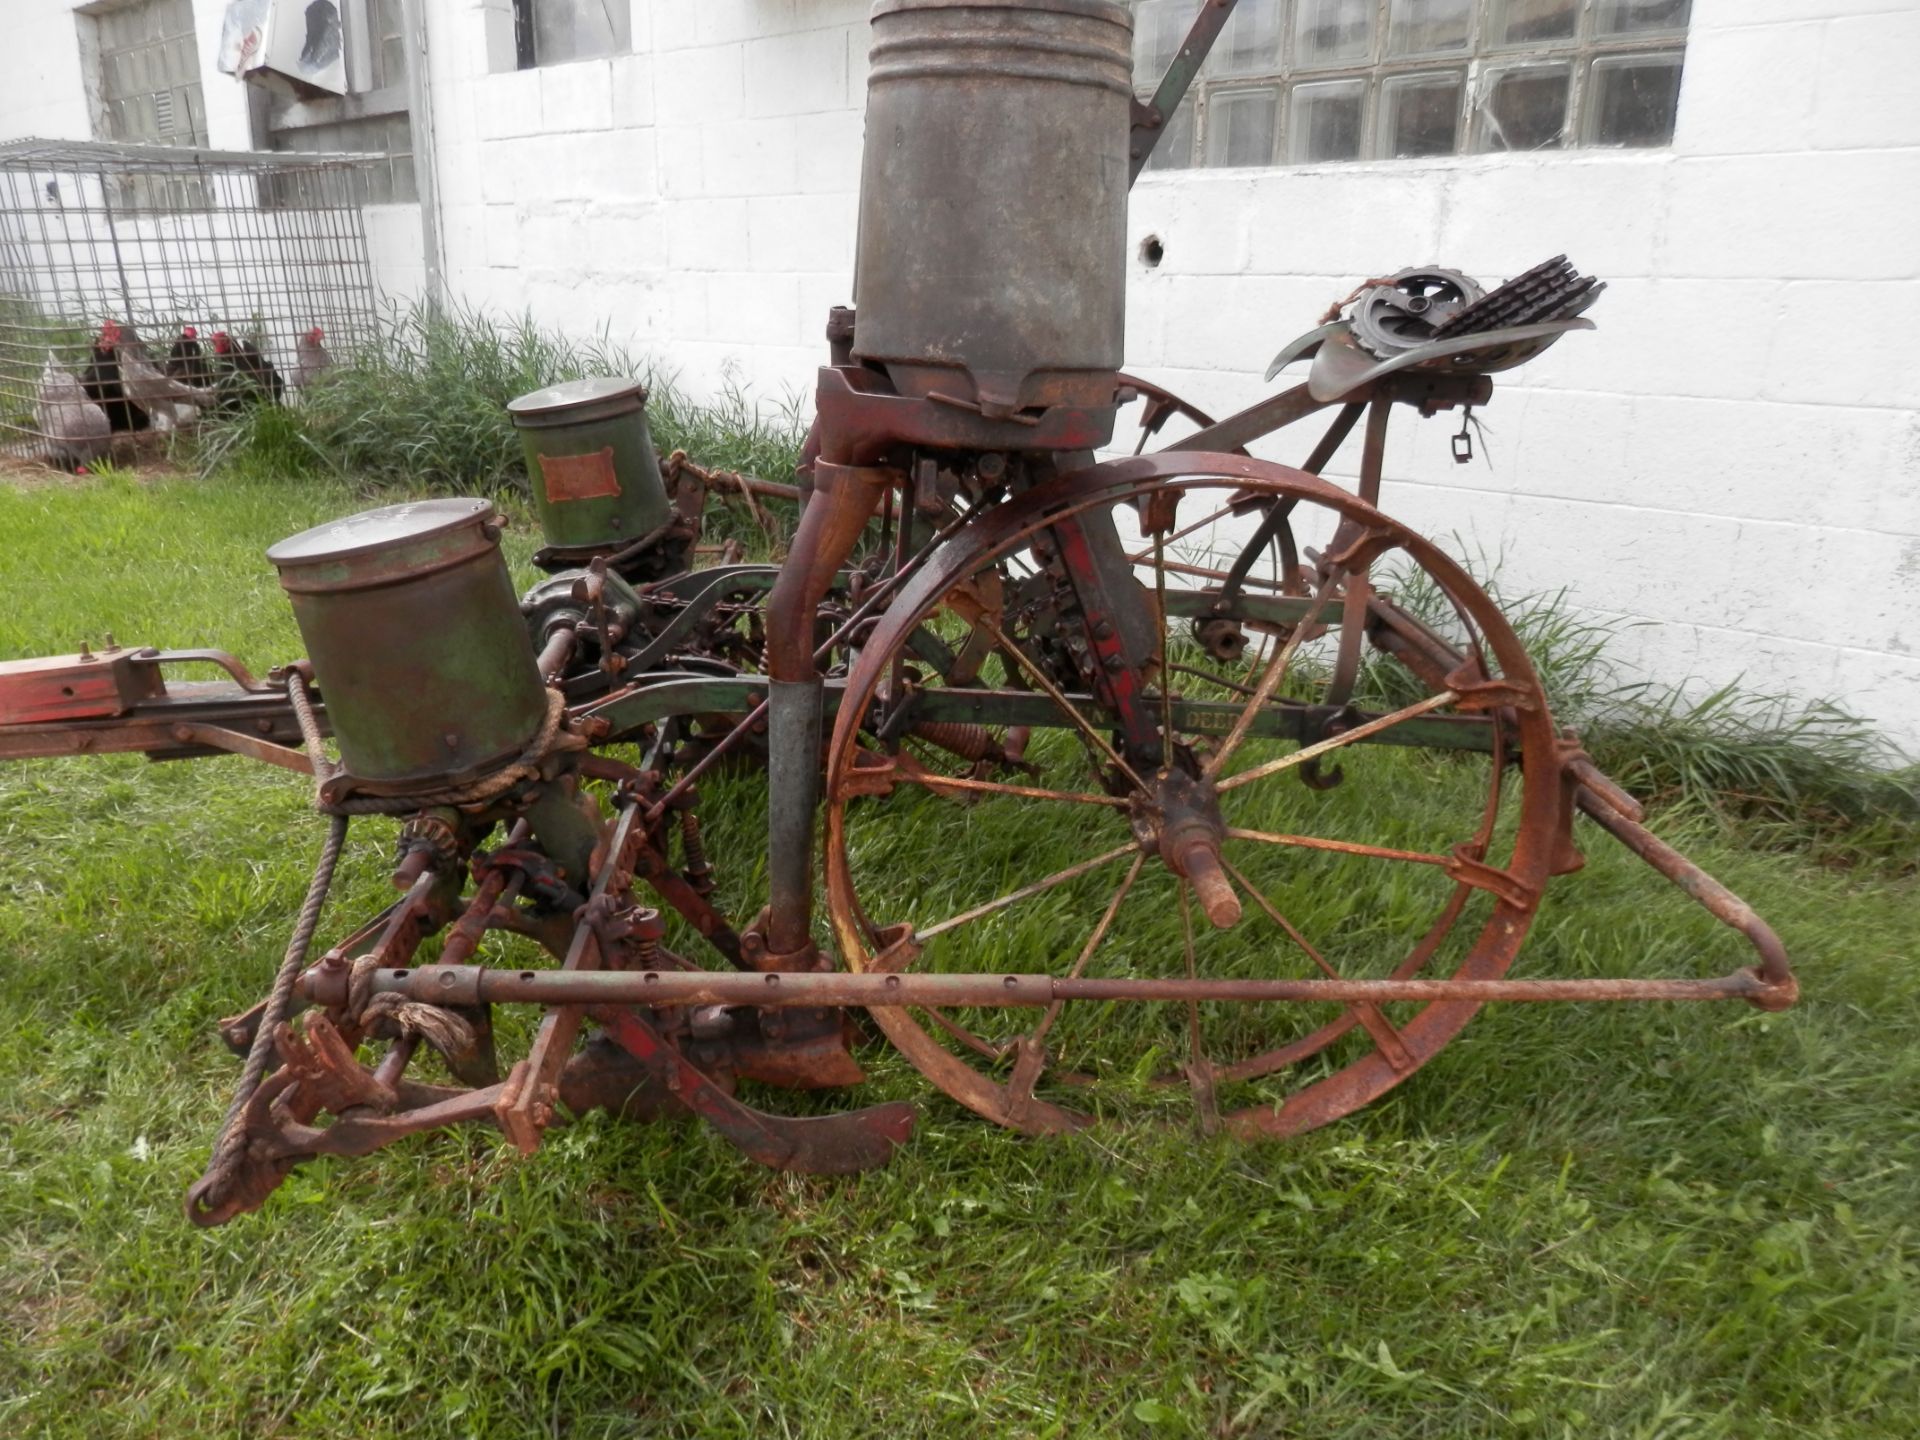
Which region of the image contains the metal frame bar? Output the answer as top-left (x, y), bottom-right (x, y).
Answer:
top-left (311, 962), bottom-right (1794, 1012)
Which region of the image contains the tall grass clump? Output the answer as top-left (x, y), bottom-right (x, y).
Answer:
top-left (199, 300), bottom-right (806, 496)
top-left (1362, 551), bottom-right (1919, 867)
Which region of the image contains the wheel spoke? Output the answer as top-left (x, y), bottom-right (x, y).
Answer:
top-left (1215, 689), bottom-right (1461, 792)
top-left (1202, 569), bottom-right (1341, 778)
top-left (1224, 827), bottom-right (1450, 868)
top-left (1221, 857), bottom-right (1415, 1072)
top-left (1154, 532), bottom-right (1174, 753)
top-left (1125, 501), bottom-right (1236, 564)
top-left (914, 840), bottom-right (1141, 942)
top-left (977, 614), bottom-right (1148, 792)
top-left (895, 768), bottom-right (1131, 809)
top-left (1020, 852), bottom-right (1146, 1054)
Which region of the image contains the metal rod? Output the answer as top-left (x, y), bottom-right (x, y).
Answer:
top-left (308, 963), bottom-right (1791, 1011)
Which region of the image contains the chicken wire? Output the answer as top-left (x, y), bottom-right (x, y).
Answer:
top-left (0, 137), bottom-right (381, 459)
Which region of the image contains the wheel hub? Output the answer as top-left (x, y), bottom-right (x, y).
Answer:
top-left (1130, 766), bottom-right (1241, 930)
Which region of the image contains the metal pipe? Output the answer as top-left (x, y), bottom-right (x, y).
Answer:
top-left (398, 0), bottom-right (445, 307)
top-left (304, 962), bottom-right (1791, 1012)
top-left (535, 626), bottom-right (576, 684)
top-left (1574, 785), bottom-right (1796, 1001)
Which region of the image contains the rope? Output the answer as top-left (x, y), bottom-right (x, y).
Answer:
top-left (191, 672), bottom-right (346, 1212)
top-left (361, 992), bottom-right (478, 1060)
top-left (317, 687), bottom-right (570, 816)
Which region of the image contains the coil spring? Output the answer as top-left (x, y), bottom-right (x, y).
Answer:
top-left (909, 721), bottom-right (997, 763)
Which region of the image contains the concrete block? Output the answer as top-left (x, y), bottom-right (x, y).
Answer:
top-left (793, 109), bottom-right (865, 195)
top-left (609, 54), bottom-right (655, 129)
top-left (656, 126), bottom-right (708, 198)
top-left (795, 271), bottom-right (853, 345)
top-left (657, 43), bottom-right (745, 126)
top-left (747, 192), bottom-right (855, 272)
top-left (520, 206), bottom-right (588, 268)
top-left (542, 59), bottom-right (614, 134)
top-left (583, 205), bottom-right (663, 276)
top-left (435, 140), bottom-right (485, 208)
top-left (1671, 19), bottom-right (1820, 157)
top-left (1700, 0), bottom-right (1913, 27)
top-left (1618, 395), bottom-right (1905, 527)
top-left (1767, 280), bottom-right (1920, 410)
top-left (702, 118), bottom-right (800, 197)
top-left (1878, 413), bottom-right (1920, 540)
top-left (484, 205), bottom-right (520, 268)
top-left (706, 271), bottom-right (799, 344)
top-left (439, 204), bottom-right (487, 271)
top-left (1831, 647), bottom-right (1920, 758)
top-left (665, 272), bottom-right (709, 337)
top-left (1127, 178), bottom-right (1250, 276)
top-left (481, 140), bottom-right (528, 203)
top-left (745, 26), bottom-right (850, 117)
top-left (847, 12), bottom-right (871, 85)
top-left (1437, 154), bottom-right (1669, 281)
top-left (509, 134), bottom-right (585, 203)
top-left (1663, 151), bottom-right (1920, 282)
top-left (652, 1), bottom-right (702, 53)
top-left (1240, 166), bottom-right (1445, 278)
top-left (1813, 10), bottom-right (1920, 151)
top-left (571, 130), bottom-right (657, 202)
top-left (1154, 274), bottom-right (1356, 373)
top-left (476, 69), bottom-right (543, 141)
top-left (1553, 277), bottom-right (1779, 403)
top-left (664, 198), bottom-right (752, 272)
top-left (699, 0), bottom-right (799, 47)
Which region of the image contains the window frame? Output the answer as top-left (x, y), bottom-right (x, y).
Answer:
top-left (1136, 0), bottom-right (1689, 172)
top-left (263, 0), bottom-right (418, 205)
top-left (507, 0), bottom-right (634, 71)
top-left (78, 0), bottom-right (210, 210)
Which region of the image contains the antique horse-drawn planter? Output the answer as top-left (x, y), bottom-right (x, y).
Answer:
top-left (0, 0), bottom-right (1796, 1225)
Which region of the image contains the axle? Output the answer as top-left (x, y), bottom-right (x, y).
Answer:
top-left (302, 961), bottom-right (1797, 1013)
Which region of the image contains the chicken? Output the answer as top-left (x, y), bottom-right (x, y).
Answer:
top-left (80, 320), bottom-right (149, 433)
top-left (37, 351), bottom-right (112, 470)
top-left (289, 324), bottom-right (334, 393)
top-left (210, 330), bottom-right (286, 408)
top-left (115, 322), bottom-right (221, 421)
top-left (165, 326), bottom-right (213, 388)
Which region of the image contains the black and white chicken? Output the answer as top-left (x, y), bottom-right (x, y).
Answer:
top-left (80, 319), bottom-right (149, 433)
top-left (116, 322), bottom-right (220, 431)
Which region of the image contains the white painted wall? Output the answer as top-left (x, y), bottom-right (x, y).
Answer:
top-left (5, 1), bottom-right (1917, 751)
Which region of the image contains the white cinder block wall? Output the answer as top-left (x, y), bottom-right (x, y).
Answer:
top-left (3, 1), bottom-right (1916, 752)
top-left (421, 0), bottom-right (1919, 753)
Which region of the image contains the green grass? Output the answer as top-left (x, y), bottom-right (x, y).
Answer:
top-left (3, 468), bottom-right (1918, 1439)
top-left (194, 301), bottom-right (807, 505)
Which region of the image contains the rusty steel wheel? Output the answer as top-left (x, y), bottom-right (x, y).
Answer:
top-left (823, 454), bottom-right (1564, 1139)
top-left (1110, 372), bottom-right (1245, 457)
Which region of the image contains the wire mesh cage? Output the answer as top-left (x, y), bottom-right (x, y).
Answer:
top-left (0, 137), bottom-right (382, 462)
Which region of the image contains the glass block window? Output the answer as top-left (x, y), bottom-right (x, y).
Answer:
top-left (89, 0), bottom-right (209, 150)
top-left (1134, 0), bottom-right (1688, 171)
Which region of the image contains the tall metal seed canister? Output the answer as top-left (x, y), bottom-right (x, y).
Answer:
top-left (852, 0), bottom-right (1133, 419)
top-left (267, 498), bottom-right (549, 788)
top-left (506, 376), bottom-right (667, 557)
